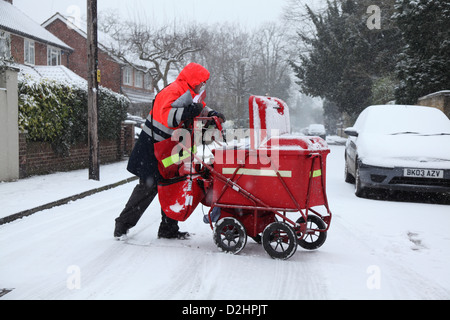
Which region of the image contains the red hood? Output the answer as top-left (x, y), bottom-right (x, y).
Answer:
top-left (177, 63), bottom-right (210, 89)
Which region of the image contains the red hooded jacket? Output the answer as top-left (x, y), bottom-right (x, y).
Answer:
top-left (142, 63), bottom-right (211, 142)
top-left (131, 63), bottom-right (211, 180)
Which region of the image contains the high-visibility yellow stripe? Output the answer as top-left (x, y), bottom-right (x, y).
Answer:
top-left (310, 169), bottom-right (322, 178)
top-left (222, 168), bottom-right (292, 178)
top-left (162, 145), bottom-right (197, 168)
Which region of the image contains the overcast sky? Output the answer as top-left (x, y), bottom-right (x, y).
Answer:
top-left (14, 0), bottom-right (300, 28)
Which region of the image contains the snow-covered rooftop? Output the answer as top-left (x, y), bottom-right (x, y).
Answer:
top-left (42, 13), bottom-right (151, 70)
top-left (121, 87), bottom-right (154, 105)
top-left (0, 1), bottom-right (72, 51)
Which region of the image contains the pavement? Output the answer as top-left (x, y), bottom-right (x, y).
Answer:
top-left (0, 160), bottom-right (137, 225)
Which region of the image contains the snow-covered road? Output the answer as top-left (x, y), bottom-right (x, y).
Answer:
top-left (1, 146), bottom-right (449, 300)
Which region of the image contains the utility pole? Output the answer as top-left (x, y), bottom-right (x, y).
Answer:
top-left (87, 0), bottom-right (99, 180)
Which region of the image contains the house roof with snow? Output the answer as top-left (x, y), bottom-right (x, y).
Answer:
top-left (0, 1), bottom-right (72, 51)
top-left (121, 87), bottom-right (154, 105)
top-left (42, 12), bottom-right (151, 71)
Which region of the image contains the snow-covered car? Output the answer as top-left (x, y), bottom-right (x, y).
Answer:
top-left (344, 105), bottom-right (450, 197)
top-left (307, 124), bottom-right (326, 140)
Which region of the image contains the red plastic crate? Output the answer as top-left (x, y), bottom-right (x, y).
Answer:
top-left (212, 136), bottom-right (330, 210)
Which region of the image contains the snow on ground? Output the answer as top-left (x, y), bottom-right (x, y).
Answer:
top-left (0, 146), bottom-right (449, 300)
top-left (0, 161), bottom-right (134, 219)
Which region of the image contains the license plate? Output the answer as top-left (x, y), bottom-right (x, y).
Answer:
top-left (404, 169), bottom-right (444, 179)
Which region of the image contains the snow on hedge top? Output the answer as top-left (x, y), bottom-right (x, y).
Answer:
top-left (17, 63), bottom-right (129, 103)
top-left (0, 1), bottom-right (72, 51)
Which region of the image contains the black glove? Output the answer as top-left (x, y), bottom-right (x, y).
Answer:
top-left (208, 110), bottom-right (226, 123)
top-left (181, 103), bottom-right (203, 122)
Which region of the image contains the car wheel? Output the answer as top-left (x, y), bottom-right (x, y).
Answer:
top-left (344, 154), bottom-right (355, 183)
top-left (355, 159), bottom-right (367, 198)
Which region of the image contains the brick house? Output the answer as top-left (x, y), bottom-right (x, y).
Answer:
top-left (0, 0), bottom-right (73, 66)
top-left (1, 0), bottom-right (135, 178)
top-left (42, 13), bottom-right (155, 117)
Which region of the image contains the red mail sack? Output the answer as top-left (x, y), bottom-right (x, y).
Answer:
top-left (158, 175), bottom-right (205, 222)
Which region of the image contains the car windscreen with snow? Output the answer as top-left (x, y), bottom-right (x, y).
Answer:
top-left (307, 124), bottom-right (326, 139)
top-left (355, 105), bottom-right (450, 135)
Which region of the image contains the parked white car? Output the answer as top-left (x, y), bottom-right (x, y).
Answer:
top-left (344, 105), bottom-right (450, 197)
top-left (307, 124), bottom-right (326, 140)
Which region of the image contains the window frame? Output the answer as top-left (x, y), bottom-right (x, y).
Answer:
top-left (144, 73), bottom-right (152, 90)
top-left (123, 67), bottom-right (132, 86)
top-left (134, 70), bottom-right (143, 88)
top-left (24, 38), bottom-right (35, 65)
top-left (47, 46), bottom-right (62, 66)
top-left (0, 30), bottom-right (11, 59)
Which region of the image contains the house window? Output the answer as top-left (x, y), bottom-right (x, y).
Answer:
top-left (47, 47), bottom-right (61, 66)
top-left (123, 67), bottom-right (132, 86)
top-left (0, 31), bottom-right (11, 59)
top-left (24, 39), bottom-right (35, 65)
top-left (135, 71), bottom-right (143, 88)
top-left (144, 73), bottom-right (152, 90)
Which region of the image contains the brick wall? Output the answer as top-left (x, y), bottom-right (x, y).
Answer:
top-left (9, 33), bottom-right (70, 67)
top-left (19, 123), bottom-right (135, 178)
top-left (417, 91), bottom-right (450, 119)
top-left (10, 34), bottom-right (23, 63)
top-left (34, 41), bottom-right (46, 65)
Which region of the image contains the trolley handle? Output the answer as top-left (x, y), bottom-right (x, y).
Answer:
top-left (196, 116), bottom-right (223, 132)
top-left (195, 116), bottom-right (227, 144)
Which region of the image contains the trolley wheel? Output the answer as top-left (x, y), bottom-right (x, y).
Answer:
top-left (213, 217), bottom-right (247, 254)
top-left (296, 215), bottom-right (327, 250)
top-left (262, 222), bottom-right (297, 260)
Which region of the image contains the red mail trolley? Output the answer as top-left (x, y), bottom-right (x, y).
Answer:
top-left (203, 96), bottom-right (333, 260)
top-left (159, 96), bottom-right (332, 260)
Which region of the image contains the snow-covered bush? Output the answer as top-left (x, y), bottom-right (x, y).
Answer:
top-left (18, 76), bottom-right (129, 154)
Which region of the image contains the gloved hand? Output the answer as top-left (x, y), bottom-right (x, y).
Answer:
top-left (208, 110), bottom-right (226, 123)
top-left (181, 103), bottom-right (203, 122)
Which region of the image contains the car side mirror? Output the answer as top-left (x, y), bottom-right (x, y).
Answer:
top-left (344, 127), bottom-right (359, 137)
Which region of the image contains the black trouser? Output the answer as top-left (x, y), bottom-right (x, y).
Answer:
top-left (115, 179), bottom-right (179, 237)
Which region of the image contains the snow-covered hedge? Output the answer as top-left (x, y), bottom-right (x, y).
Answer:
top-left (18, 76), bottom-right (129, 154)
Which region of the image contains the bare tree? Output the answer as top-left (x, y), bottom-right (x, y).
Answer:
top-left (99, 13), bottom-right (295, 125)
top-left (250, 23), bottom-right (293, 100)
top-left (99, 13), bottom-right (206, 92)
top-left (131, 23), bottom-right (206, 92)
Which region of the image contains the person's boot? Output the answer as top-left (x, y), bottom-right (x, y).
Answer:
top-left (157, 210), bottom-right (190, 240)
top-left (158, 230), bottom-right (191, 240)
top-left (114, 221), bottom-right (129, 241)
